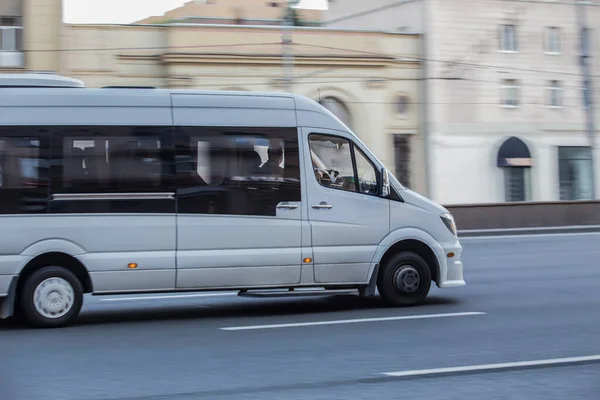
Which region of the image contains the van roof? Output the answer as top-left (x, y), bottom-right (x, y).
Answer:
top-left (0, 73), bottom-right (87, 88)
top-left (0, 73), bottom-right (325, 107)
top-left (0, 72), bottom-right (295, 97)
top-left (0, 73), bottom-right (354, 135)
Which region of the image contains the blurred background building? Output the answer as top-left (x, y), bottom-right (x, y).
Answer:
top-left (0, 0), bottom-right (427, 196)
top-left (3, 0), bottom-right (600, 205)
top-left (327, 0), bottom-right (600, 205)
top-left (0, 0), bottom-right (62, 72)
top-left (135, 0), bottom-right (323, 26)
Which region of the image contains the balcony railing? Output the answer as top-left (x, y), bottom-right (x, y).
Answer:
top-left (0, 51), bottom-right (24, 68)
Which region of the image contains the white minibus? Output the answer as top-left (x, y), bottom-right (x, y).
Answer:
top-left (0, 73), bottom-right (465, 328)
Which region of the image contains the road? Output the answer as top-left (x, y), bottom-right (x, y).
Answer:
top-left (1, 232), bottom-right (600, 400)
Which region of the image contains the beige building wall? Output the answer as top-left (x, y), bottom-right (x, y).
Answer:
top-left (62, 23), bottom-right (425, 193)
top-left (137, 0), bottom-right (322, 25)
top-left (22, 0), bottom-right (62, 72)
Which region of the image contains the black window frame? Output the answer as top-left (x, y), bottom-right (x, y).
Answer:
top-left (308, 132), bottom-right (382, 198)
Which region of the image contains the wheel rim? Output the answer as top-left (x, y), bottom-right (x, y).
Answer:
top-left (392, 265), bottom-right (421, 294)
top-left (33, 277), bottom-right (75, 319)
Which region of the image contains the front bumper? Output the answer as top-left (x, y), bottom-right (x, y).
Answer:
top-left (437, 241), bottom-right (466, 288)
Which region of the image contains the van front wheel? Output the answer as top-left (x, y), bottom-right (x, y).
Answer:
top-left (377, 252), bottom-right (432, 307)
top-left (19, 266), bottom-right (83, 328)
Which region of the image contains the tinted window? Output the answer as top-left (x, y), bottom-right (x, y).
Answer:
top-left (176, 127), bottom-right (301, 216)
top-left (48, 126), bottom-right (174, 214)
top-left (0, 130), bottom-right (50, 214)
top-left (52, 127), bottom-right (173, 193)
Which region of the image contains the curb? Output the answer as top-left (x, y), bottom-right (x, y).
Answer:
top-left (458, 225), bottom-right (600, 237)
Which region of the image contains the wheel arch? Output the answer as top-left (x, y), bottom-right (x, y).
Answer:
top-left (378, 239), bottom-right (439, 283)
top-left (370, 228), bottom-right (445, 285)
top-left (17, 252), bottom-right (93, 297)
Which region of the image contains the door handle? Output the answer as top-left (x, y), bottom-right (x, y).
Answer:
top-left (312, 202), bottom-right (333, 209)
top-left (277, 203), bottom-right (298, 209)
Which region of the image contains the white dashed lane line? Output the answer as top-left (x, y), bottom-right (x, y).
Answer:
top-left (382, 355), bottom-right (600, 378)
top-left (220, 311), bottom-right (487, 331)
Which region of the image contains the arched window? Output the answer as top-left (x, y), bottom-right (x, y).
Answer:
top-left (318, 96), bottom-right (353, 130)
top-left (497, 136), bottom-right (532, 202)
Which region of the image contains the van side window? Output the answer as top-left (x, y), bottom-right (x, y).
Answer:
top-left (309, 134), bottom-right (379, 196)
top-left (0, 132), bottom-right (50, 214)
top-left (53, 127), bottom-right (170, 193)
top-left (48, 126), bottom-right (174, 214)
top-left (175, 127), bottom-right (301, 216)
top-left (354, 146), bottom-right (379, 195)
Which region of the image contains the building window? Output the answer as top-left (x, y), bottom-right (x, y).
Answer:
top-left (558, 146), bottom-right (594, 200)
top-left (545, 27), bottom-right (561, 54)
top-left (0, 16), bottom-right (23, 68)
top-left (395, 95), bottom-right (409, 114)
top-left (0, 17), bottom-right (22, 52)
top-left (548, 80), bottom-right (562, 107)
top-left (504, 167), bottom-right (531, 202)
top-left (500, 24), bottom-right (517, 52)
top-left (393, 134), bottom-right (411, 188)
top-left (502, 79), bottom-right (520, 106)
top-left (581, 27), bottom-right (592, 55)
top-left (497, 136), bottom-right (532, 202)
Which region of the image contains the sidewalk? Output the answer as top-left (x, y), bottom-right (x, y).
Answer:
top-left (458, 225), bottom-right (600, 238)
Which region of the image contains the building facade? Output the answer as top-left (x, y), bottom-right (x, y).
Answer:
top-left (2, 0), bottom-right (427, 195)
top-left (0, 0), bottom-right (62, 72)
top-left (61, 22), bottom-right (425, 192)
top-left (327, 0), bottom-right (600, 205)
top-left (0, 0), bottom-right (24, 69)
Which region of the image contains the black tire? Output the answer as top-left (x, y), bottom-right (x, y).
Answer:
top-left (377, 252), bottom-right (432, 307)
top-left (19, 266), bottom-right (83, 328)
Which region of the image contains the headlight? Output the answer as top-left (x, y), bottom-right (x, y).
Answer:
top-left (440, 213), bottom-right (457, 236)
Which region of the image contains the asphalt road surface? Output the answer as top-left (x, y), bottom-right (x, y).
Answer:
top-left (2, 232), bottom-right (600, 400)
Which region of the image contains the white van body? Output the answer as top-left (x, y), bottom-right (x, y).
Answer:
top-left (0, 74), bottom-right (465, 328)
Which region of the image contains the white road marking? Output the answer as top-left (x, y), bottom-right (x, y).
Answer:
top-left (99, 292), bottom-right (238, 302)
top-left (460, 231), bottom-right (600, 241)
top-left (382, 355), bottom-right (600, 378)
top-left (220, 311), bottom-right (486, 331)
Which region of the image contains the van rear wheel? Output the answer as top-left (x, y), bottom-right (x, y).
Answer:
top-left (19, 266), bottom-right (83, 328)
top-left (377, 252), bottom-right (432, 307)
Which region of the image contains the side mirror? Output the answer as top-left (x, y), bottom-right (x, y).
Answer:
top-left (382, 168), bottom-right (391, 197)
